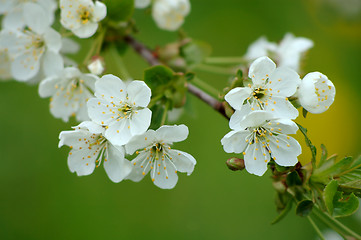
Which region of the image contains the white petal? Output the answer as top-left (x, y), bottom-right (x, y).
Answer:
top-left (44, 28), bottom-right (62, 53)
top-left (244, 142), bottom-right (269, 176)
top-left (224, 87), bottom-right (252, 110)
top-left (41, 51), bottom-right (64, 77)
top-left (267, 67), bottom-right (301, 97)
top-left (153, 158), bottom-right (178, 189)
top-left (239, 110), bottom-right (274, 129)
top-left (155, 124), bottom-right (188, 144)
top-left (125, 130), bottom-right (156, 155)
top-left (126, 80), bottom-right (152, 107)
top-left (103, 143), bottom-right (132, 183)
top-left (221, 130), bottom-right (249, 153)
top-left (38, 76), bottom-right (59, 98)
top-left (94, 74), bottom-right (126, 102)
top-left (263, 96), bottom-right (299, 119)
top-left (50, 89), bottom-right (79, 122)
top-left (2, 7), bottom-right (24, 30)
top-left (73, 22), bottom-right (98, 38)
top-left (129, 108), bottom-right (152, 136)
top-left (244, 36), bottom-right (277, 60)
top-left (167, 149), bottom-right (196, 175)
top-left (268, 135), bottom-right (301, 167)
top-left (105, 118), bottom-right (133, 146)
top-left (77, 121), bottom-right (104, 134)
top-left (249, 56), bottom-right (276, 86)
top-left (127, 151), bottom-right (151, 182)
top-left (87, 98), bottom-right (118, 125)
top-left (67, 149), bottom-right (97, 176)
top-left (58, 129), bottom-right (90, 148)
top-left (23, 3), bottom-right (49, 34)
top-left (267, 118), bottom-right (298, 135)
top-left (229, 107), bottom-right (252, 130)
top-left (11, 52), bottom-right (41, 81)
top-left (93, 1), bottom-right (107, 22)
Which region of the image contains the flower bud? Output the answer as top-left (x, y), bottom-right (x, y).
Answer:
top-left (87, 57), bottom-right (105, 75)
top-left (226, 157), bottom-right (245, 171)
top-left (298, 72), bottom-right (335, 114)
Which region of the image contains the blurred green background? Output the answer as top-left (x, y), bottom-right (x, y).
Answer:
top-left (1, 0), bottom-right (361, 239)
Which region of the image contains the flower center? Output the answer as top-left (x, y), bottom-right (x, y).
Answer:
top-left (252, 87), bottom-right (266, 100)
top-left (78, 6), bottom-right (91, 24)
top-left (118, 103), bottom-right (133, 118)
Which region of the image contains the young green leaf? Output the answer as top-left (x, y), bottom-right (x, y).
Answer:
top-left (323, 180), bottom-right (339, 215)
top-left (297, 123), bottom-right (317, 169)
top-left (333, 192), bottom-right (359, 218)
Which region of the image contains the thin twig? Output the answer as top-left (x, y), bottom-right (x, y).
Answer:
top-left (124, 35), bottom-right (229, 120)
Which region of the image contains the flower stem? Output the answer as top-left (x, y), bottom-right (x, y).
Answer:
top-left (204, 56), bottom-right (247, 65)
top-left (195, 63), bottom-right (236, 75)
top-left (161, 101), bottom-right (170, 126)
top-left (124, 35), bottom-right (229, 120)
top-left (312, 205), bottom-right (361, 239)
top-left (307, 215), bottom-right (325, 240)
top-left (83, 27), bottom-right (107, 66)
top-left (192, 77), bottom-right (220, 99)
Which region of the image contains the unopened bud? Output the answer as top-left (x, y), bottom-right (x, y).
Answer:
top-left (226, 157), bottom-right (245, 171)
top-left (87, 57), bottom-right (104, 75)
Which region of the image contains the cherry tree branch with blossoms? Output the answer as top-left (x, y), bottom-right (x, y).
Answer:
top-left (0, 0), bottom-right (360, 239)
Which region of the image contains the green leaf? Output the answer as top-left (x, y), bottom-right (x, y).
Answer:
top-left (315, 157), bottom-right (353, 180)
top-left (297, 123), bottom-right (316, 168)
top-left (286, 171), bottom-right (303, 187)
top-left (144, 65), bottom-right (174, 90)
top-left (296, 200), bottom-right (314, 217)
top-left (319, 144), bottom-right (328, 167)
top-left (333, 192), bottom-right (359, 218)
top-left (105, 0), bottom-right (134, 22)
top-left (339, 180), bottom-right (361, 198)
top-left (181, 40), bottom-right (212, 68)
top-left (271, 199), bottom-right (292, 225)
top-left (338, 156), bottom-right (361, 183)
top-left (302, 108), bottom-right (308, 118)
top-left (236, 69), bottom-right (243, 79)
top-left (149, 104), bottom-right (165, 130)
top-left (323, 180), bottom-right (339, 215)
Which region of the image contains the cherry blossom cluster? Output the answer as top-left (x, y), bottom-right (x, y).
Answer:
top-left (0, 0), bottom-right (196, 189)
top-left (221, 51), bottom-right (336, 176)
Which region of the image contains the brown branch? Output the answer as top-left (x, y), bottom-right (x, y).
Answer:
top-left (124, 35), bottom-right (229, 120)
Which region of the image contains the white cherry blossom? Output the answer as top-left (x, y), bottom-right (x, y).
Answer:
top-left (125, 125), bottom-right (196, 189)
top-left (135, 0), bottom-right (152, 8)
top-left (225, 56), bottom-right (301, 129)
top-left (0, 3), bottom-right (63, 82)
top-left (39, 67), bottom-right (98, 122)
top-left (221, 111), bottom-right (301, 176)
top-left (60, 0), bottom-right (107, 38)
top-left (87, 74), bottom-right (152, 146)
top-left (245, 33), bottom-right (314, 72)
top-left (152, 0), bottom-right (190, 31)
top-left (0, 0), bottom-right (57, 31)
top-left (298, 72), bottom-right (335, 114)
top-left (59, 121), bottom-right (132, 183)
